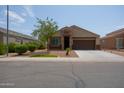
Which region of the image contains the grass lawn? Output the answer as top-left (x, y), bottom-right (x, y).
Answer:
top-left (31, 54), bottom-right (58, 57)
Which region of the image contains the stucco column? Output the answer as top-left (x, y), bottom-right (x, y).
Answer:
top-left (70, 36), bottom-right (72, 49)
top-left (61, 36), bottom-right (64, 50)
top-left (95, 37), bottom-right (100, 50)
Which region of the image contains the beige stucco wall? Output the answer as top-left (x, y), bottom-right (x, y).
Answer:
top-left (51, 28), bottom-right (101, 50)
top-left (53, 31), bottom-right (61, 36)
top-left (54, 29), bottom-right (99, 38)
top-left (101, 33), bottom-right (124, 49)
top-left (101, 37), bottom-right (116, 49)
top-left (3, 35), bottom-right (16, 44)
top-left (72, 29), bottom-right (100, 45)
top-left (96, 37), bottom-right (100, 45)
top-left (53, 30), bottom-right (100, 45)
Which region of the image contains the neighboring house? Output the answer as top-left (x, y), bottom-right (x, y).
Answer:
top-left (101, 28), bottom-right (124, 49)
top-left (49, 25), bottom-right (100, 50)
top-left (0, 27), bottom-right (36, 44)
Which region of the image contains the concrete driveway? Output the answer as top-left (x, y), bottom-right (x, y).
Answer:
top-left (75, 50), bottom-right (124, 62)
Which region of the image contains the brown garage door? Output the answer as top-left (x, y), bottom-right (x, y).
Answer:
top-left (72, 40), bottom-right (95, 50)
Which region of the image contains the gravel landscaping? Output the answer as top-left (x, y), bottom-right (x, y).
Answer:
top-left (50, 50), bottom-right (78, 57)
top-left (1, 49), bottom-right (78, 58)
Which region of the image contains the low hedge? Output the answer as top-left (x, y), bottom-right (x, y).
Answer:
top-left (38, 44), bottom-right (45, 49)
top-left (25, 42), bottom-right (37, 52)
top-left (15, 44), bottom-right (28, 55)
top-left (8, 43), bottom-right (17, 53)
top-left (0, 43), bottom-right (6, 55)
top-left (28, 41), bottom-right (45, 50)
top-left (27, 44), bottom-right (36, 52)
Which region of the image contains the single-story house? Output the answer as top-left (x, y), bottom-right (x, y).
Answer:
top-left (101, 28), bottom-right (124, 49)
top-left (0, 27), bottom-right (36, 44)
top-left (49, 25), bottom-right (100, 50)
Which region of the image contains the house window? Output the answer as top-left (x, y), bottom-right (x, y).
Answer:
top-left (51, 37), bottom-right (60, 46)
top-left (116, 38), bottom-right (124, 49)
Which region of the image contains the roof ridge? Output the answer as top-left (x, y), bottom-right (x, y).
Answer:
top-left (70, 25), bottom-right (100, 37)
top-left (0, 27), bottom-right (36, 40)
top-left (107, 28), bottom-right (124, 36)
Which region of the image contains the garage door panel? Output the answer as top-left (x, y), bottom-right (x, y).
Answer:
top-left (72, 40), bottom-right (95, 50)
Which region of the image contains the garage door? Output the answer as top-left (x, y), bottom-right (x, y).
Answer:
top-left (72, 40), bottom-right (95, 50)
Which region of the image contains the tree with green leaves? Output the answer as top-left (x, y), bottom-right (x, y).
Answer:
top-left (31, 17), bottom-right (58, 51)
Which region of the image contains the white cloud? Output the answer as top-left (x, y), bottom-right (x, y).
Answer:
top-left (4, 10), bottom-right (25, 23)
top-left (23, 6), bottom-right (35, 18)
top-left (116, 25), bottom-right (124, 29)
top-left (21, 12), bottom-right (27, 17)
top-left (0, 20), bottom-right (7, 26)
top-left (0, 20), bottom-right (6, 25)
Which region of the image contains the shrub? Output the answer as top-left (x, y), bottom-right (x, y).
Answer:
top-left (27, 44), bottom-right (36, 52)
top-left (66, 48), bottom-right (71, 56)
top-left (8, 43), bottom-right (16, 53)
top-left (38, 43), bottom-right (45, 49)
top-left (0, 43), bottom-right (6, 55)
top-left (26, 41), bottom-right (45, 50)
top-left (25, 42), bottom-right (37, 52)
top-left (15, 44), bottom-right (28, 55)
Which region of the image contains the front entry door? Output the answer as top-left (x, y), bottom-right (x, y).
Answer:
top-left (64, 36), bottom-right (70, 49)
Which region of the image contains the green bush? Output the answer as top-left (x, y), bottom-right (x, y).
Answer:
top-left (28, 42), bottom-right (45, 50)
top-left (66, 48), bottom-right (71, 56)
top-left (15, 44), bottom-right (28, 55)
top-left (8, 43), bottom-right (16, 53)
top-left (25, 42), bottom-right (37, 52)
top-left (0, 43), bottom-right (6, 55)
top-left (38, 43), bottom-right (45, 49)
top-left (27, 44), bottom-right (36, 52)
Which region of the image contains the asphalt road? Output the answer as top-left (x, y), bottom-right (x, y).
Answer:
top-left (0, 61), bottom-right (124, 88)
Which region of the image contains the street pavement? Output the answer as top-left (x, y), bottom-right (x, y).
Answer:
top-left (0, 61), bottom-right (124, 88)
top-left (0, 50), bottom-right (124, 88)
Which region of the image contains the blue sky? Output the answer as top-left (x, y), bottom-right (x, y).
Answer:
top-left (0, 5), bottom-right (124, 37)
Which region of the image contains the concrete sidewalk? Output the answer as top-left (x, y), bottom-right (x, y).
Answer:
top-left (0, 57), bottom-right (79, 62)
top-left (0, 56), bottom-right (124, 62)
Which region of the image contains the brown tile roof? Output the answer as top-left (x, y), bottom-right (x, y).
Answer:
top-left (102, 28), bottom-right (124, 39)
top-left (70, 25), bottom-right (100, 37)
top-left (59, 25), bottom-right (100, 37)
top-left (0, 27), bottom-right (36, 40)
top-left (107, 28), bottom-right (124, 36)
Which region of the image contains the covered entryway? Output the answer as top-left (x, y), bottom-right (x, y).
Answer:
top-left (64, 36), bottom-right (70, 49)
top-left (72, 40), bottom-right (95, 50)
